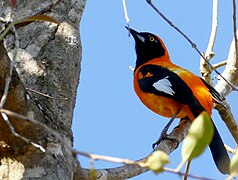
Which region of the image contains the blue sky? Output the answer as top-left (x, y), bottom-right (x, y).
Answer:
top-left (73, 0), bottom-right (237, 179)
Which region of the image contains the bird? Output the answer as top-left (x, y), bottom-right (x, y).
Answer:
top-left (126, 27), bottom-right (230, 174)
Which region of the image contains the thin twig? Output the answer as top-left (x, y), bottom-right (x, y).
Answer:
top-left (73, 149), bottom-right (141, 166)
top-left (200, 0), bottom-right (218, 84)
top-left (233, 0), bottom-right (238, 67)
top-left (146, 0), bottom-right (238, 92)
top-left (212, 60), bottom-right (227, 69)
top-left (1, 112), bottom-right (45, 152)
top-left (164, 167), bottom-right (216, 180)
top-left (205, 0), bottom-right (218, 58)
top-left (0, 26), bottom-right (18, 108)
top-left (0, 108), bottom-right (73, 151)
top-left (122, 0), bottom-right (130, 27)
top-left (184, 160), bottom-right (191, 180)
top-left (26, 88), bottom-right (68, 100)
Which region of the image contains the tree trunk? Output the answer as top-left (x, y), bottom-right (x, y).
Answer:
top-left (0, 0), bottom-right (86, 179)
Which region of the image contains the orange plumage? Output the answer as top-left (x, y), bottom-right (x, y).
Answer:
top-left (127, 27), bottom-right (230, 174)
top-left (134, 59), bottom-right (214, 120)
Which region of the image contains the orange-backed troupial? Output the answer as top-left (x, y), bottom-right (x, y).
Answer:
top-left (127, 27), bottom-right (230, 174)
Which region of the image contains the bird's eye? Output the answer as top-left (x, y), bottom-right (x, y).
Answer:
top-left (149, 36), bottom-right (155, 42)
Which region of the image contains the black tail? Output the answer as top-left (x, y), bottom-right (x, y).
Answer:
top-left (209, 121), bottom-right (230, 174)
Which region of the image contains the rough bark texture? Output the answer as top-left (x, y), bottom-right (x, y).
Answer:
top-left (0, 0), bottom-right (86, 179)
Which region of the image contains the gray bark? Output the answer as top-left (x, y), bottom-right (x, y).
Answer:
top-left (0, 0), bottom-right (86, 179)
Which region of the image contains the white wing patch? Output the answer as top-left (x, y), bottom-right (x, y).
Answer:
top-left (153, 76), bottom-right (175, 96)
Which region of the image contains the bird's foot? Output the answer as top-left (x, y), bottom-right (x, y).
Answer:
top-left (152, 132), bottom-right (179, 149)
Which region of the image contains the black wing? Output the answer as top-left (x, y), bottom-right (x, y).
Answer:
top-left (137, 64), bottom-right (204, 116)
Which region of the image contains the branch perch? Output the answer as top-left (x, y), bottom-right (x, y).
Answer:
top-left (81, 118), bottom-right (191, 179)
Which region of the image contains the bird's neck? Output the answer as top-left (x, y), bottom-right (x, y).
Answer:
top-left (135, 55), bottom-right (172, 71)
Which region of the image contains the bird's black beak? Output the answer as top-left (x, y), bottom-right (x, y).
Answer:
top-left (125, 27), bottom-right (145, 43)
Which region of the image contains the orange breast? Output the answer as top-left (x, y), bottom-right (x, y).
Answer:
top-left (133, 58), bottom-right (214, 121)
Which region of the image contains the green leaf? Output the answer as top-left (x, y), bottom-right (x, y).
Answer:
top-left (145, 150), bottom-right (169, 173)
top-left (229, 149), bottom-right (238, 178)
top-left (181, 111), bottom-right (214, 161)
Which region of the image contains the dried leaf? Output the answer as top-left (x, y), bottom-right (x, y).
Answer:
top-left (19, 14), bottom-right (59, 24)
top-left (0, 14), bottom-right (59, 41)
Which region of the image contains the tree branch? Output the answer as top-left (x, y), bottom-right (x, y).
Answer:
top-left (0, 0), bottom-right (86, 179)
top-left (215, 28), bottom-right (238, 94)
top-left (214, 31), bottom-right (238, 144)
top-left (215, 103), bottom-right (238, 144)
top-left (81, 118), bottom-right (191, 179)
top-left (212, 60), bottom-right (227, 69)
top-left (200, 0), bottom-right (218, 84)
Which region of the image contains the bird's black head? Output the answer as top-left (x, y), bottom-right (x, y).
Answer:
top-left (126, 27), bottom-right (169, 70)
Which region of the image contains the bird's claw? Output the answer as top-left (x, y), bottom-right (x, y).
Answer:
top-left (152, 132), bottom-right (179, 149)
